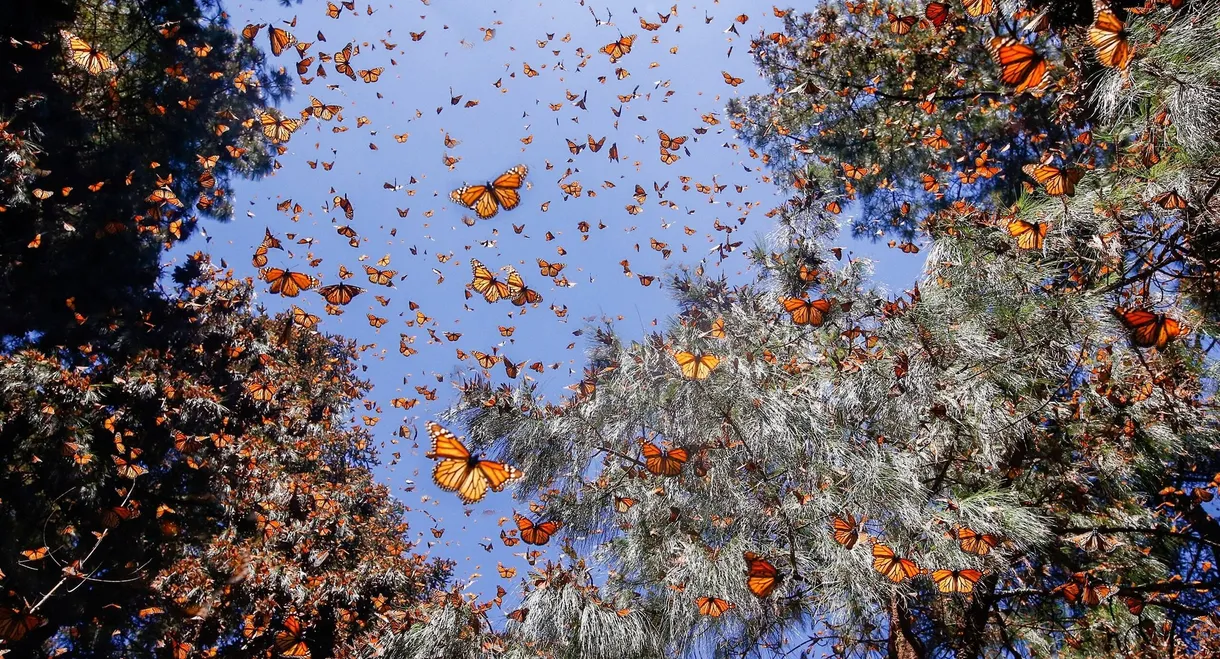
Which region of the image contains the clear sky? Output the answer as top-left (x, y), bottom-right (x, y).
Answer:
top-left (188, 0), bottom-right (925, 615)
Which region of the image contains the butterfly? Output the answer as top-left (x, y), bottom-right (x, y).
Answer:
top-left (470, 259), bottom-right (513, 303)
top-left (782, 297), bottom-right (832, 327)
top-left (695, 597), bottom-right (736, 617)
top-left (269, 26), bottom-right (297, 57)
top-left (274, 617), bottom-right (310, 658)
top-left (515, 513), bottom-right (561, 545)
top-left (1089, 10), bottom-right (1133, 70)
top-left (587, 134), bottom-right (606, 152)
top-left (426, 421), bottom-right (523, 504)
top-left (722, 71), bottom-right (745, 86)
top-left (450, 165), bottom-right (527, 219)
top-left (242, 23), bottom-right (266, 42)
top-left (600, 34), bottom-right (636, 62)
top-left (263, 268), bottom-right (314, 297)
top-left (358, 67), bottom-right (383, 83)
top-left (537, 259), bottom-right (565, 277)
top-left (0, 607), bottom-right (43, 642)
top-left (871, 544), bottom-right (920, 582)
top-left (956, 527), bottom-right (1000, 555)
top-left (258, 111), bottom-right (302, 144)
top-left (931, 569), bottom-right (983, 594)
top-left (317, 282), bottom-right (363, 305)
top-left (1022, 163), bottom-right (1084, 196)
top-left (657, 130), bottom-right (687, 151)
top-left (831, 514), bottom-right (860, 550)
top-left (61, 30), bottom-right (117, 74)
top-left (1007, 219), bottom-right (1048, 250)
top-left (334, 43), bottom-right (356, 79)
top-left (743, 551), bottom-right (782, 597)
top-left (674, 351), bottom-right (719, 380)
top-left (925, 2), bottom-right (950, 27)
top-left (1153, 190), bottom-right (1188, 210)
top-left (245, 382), bottom-right (277, 402)
top-left (471, 350), bottom-right (499, 369)
top-left (310, 96), bottom-right (342, 120)
top-left (1116, 308), bottom-right (1181, 350)
top-left (1060, 573), bottom-right (1112, 607)
top-left (614, 496), bottom-right (637, 513)
top-left (989, 37), bottom-right (1047, 93)
top-left (364, 266), bottom-right (396, 286)
top-left (641, 441), bottom-right (688, 476)
top-left (887, 12), bottom-right (916, 35)
top-left (963, 0), bottom-right (993, 17)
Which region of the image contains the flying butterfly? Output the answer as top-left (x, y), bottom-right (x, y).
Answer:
top-left (1116, 308), bottom-right (1181, 350)
top-left (537, 258), bottom-right (565, 277)
top-left (600, 34), bottom-right (636, 62)
top-left (925, 2), bottom-right (950, 27)
top-left (506, 267), bottom-right (543, 306)
top-left (674, 351), bottom-right (719, 380)
top-left (871, 544), bottom-right (920, 583)
top-left (931, 568), bottom-right (983, 594)
top-left (450, 165), bottom-right (527, 219)
top-left (469, 259), bottom-right (515, 303)
top-left (989, 37), bottom-right (1047, 93)
top-left (515, 513), bottom-right (561, 545)
top-left (722, 71), bottom-right (745, 86)
top-left (263, 268), bottom-right (314, 297)
top-left (657, 130), bottom-right (687, 151)
top-left (268, 26), bottom-right (297, 57)
top-left (274, 617), bottom-right (310, 658)
top-left (317, 282), bottom-right (363, 305)
top-left (258, 111), bottom-right (302, 144)
top-left (426, 421), bottom-right (523, 504)
top-left (963, 0), bottom-right (993, 17)
top-left (641, 441), bottom-right (688, 476)
top-left (887, 12), bottom-right (917, 35)
top-left (1023, 162), bottom-right (1084, 197)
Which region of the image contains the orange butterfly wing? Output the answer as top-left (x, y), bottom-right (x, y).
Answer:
top-left (871, 544), bottom-right (920, 582)
top-left (1007, 220), bottom-right (1047, 250)
top-left (990, 38), bottom-right (1047, 93)
top-left (743, 552), bottom-right (781, 597)
top-left (931, 568), bottom-right (982, 593)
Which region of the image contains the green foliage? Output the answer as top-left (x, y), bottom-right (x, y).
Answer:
top-left (0, 0), bottom-right (286, 343)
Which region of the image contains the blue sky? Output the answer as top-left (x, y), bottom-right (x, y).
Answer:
top-left (190, 0), bottom-right (924, 614)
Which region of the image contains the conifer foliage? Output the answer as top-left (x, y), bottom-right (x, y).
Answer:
top-left (409, 1), bottom-right (1220, 657)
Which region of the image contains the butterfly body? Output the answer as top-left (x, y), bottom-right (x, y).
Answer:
top-left (426, 421), bottom-right (522, 503)
top-left (451, 166), bottom-right (527, 219)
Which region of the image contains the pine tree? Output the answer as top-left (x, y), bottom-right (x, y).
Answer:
top-left (393, 1), bottom-right (1220, 657)
top-left (0, 0), bottom-right (288, 343)
top-left (0, 253), bottom-right (451, 656)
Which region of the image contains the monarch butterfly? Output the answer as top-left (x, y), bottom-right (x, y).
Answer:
top-left (989, 37), bottom-right (1047, 93)
top-left (782, 297), bottom-right (832, 327)
top-left (358, 67), bottom-right (383, 83)
top-left (925, 2), bottom-right (950, 27)
top-left (245, 381), bottom-right (277, 402)
top-left (887, 12), bottom-right (916, 35)
top-left (334, 43), bottom-right (356, 79)
top-left (472, 350), bottom-right (499, 369)
top-left (317, 282), bottom-right (363, 305)
top-left (365, 266), bottom-right (396, 286)
top-left (931, 568), bottom-right (983, 593)
top-left (451, 165), bottom-right (528, 219)
top-left (743, 551), bottom-right (782, 597)
top-left (658, 130), bottom-right (687, 151)
top-left (268, 27), bottom-right (296, 57)
top-left (515, 513), bottom-right (561, 545)
top-left (641, 441), bottom-right (688, 476)
top-left (831, 514), bottom-right (860, 550)
top-left (1116, 308), bottom-right (1181, 349)
top-left (871, 544), bottom-right (920, 582)
top-left (614, 496), bottom-right (637, 513)
top-left (1007, 219), bottom-right (1048, 250)
top-left (146, 188), bottom-right (183, 208)
top-left (0, 607), bottom-right (43, 642)
top-left (426, 421), bottom-right (523, 504)
top-left (310, 96), bottom-right (342, 120)
top-left (274, 617), bottom-right (310, 658)
top-left (333, 195), bottom-right (354, 220)
top-left (61, 30), bottom-right (117, 74)
top-left (263, 268), bottom-right (314, 297)
top-left (1060, 573), bottom-right (1111, 606)
top-left (537, 259), bottom-right (565, 277)
top-left (963, 0), bottom-right (993, 17)
top-left (1153, 189), bottom-right (1187, 210)
top-left (695, 597), bottom-right (735, 617)
top-left (100, 505), bottom-right (138, 528)
top-left (1088, 9), bottom-right (1133, 70)
top-left (242, 23), bottom-right (266, 42)
top-left (469, 259), bottom-right (512, 303)
top-left (841, 162), bottom-right (867, 180)
top-left (1022, 163), bottom-right (1084, 196)
top-left (674, 351), bottom-right (719, 380)
top-left (588, 134), bottom-right (606, 152)
top-left (722, 71), bottom-right (745, 86)
top-left (505, 268), bottom-right (543, 306)
top-left (956, 527), bottom-right (1000, 555)
top-left (600, 34), bottom-right (636, 62)
top-left (252, 246), bottom-right (269, 268)
top-left (258, 111), bottom-right (302, 145)
top-left (659, 149), bottom-right (680, 165)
